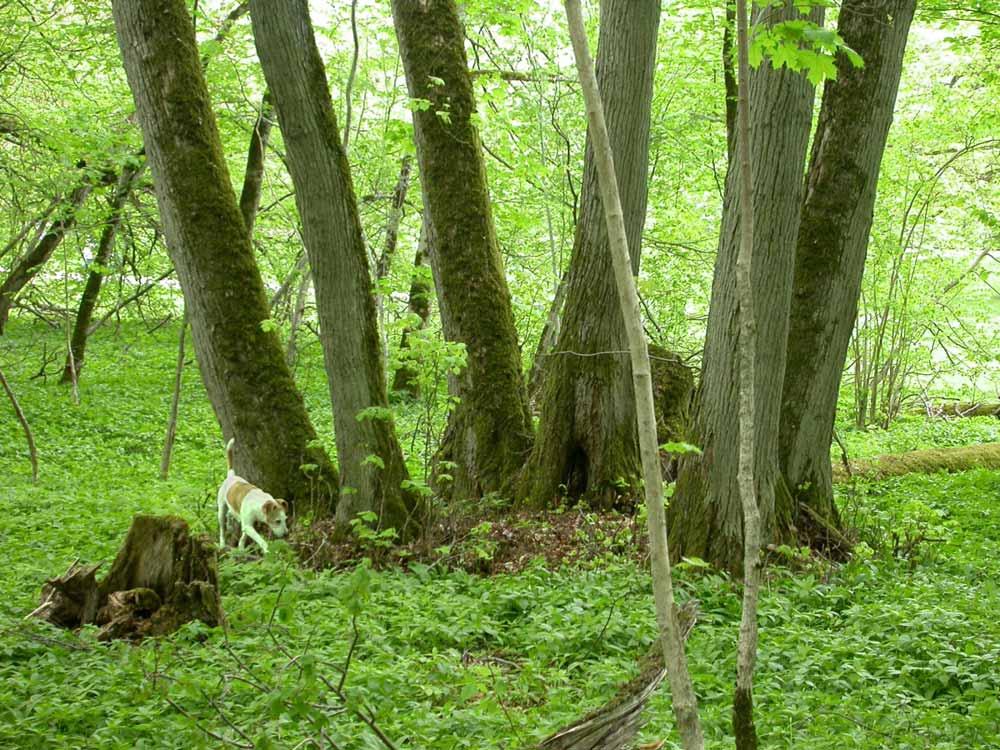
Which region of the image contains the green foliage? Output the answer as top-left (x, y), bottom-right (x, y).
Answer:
top-left (2, 324), bottom-right (999, 749)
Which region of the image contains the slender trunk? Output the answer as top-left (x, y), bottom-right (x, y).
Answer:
top-left (723, 2), bottom-right (737, 160)
top-left (113, 0), bottom-right (338, 511)
top-left (376, 156), bottom-right (413, 282)
top-left (391, 216), bottom-right (432, 398)
top-left (732, 0), bottom-right (760, 746)
top-left (160, 314), bottom-right (188, 480)
top-left (391, 0), bottom-right (532, 500)
top-left (779, 0), bottom-right (916, 529)
top-left (520, 0), bottom-right (660, 509)
top-left (0, 365), bottom-right (39, 482)
top-left (251, 0), bottom-right (422, 537)
top-left (564, 3), bottom-right (704, 747)
top-left (668, 1), bottom-right (823, 573)
top-left (526, 270), bottom-right (567, 408)
top-left (60, 161), bottom-right (145, 383)
top-left (377, 156), bottom-right (414, 374)
top-left (0, 183), bottom-right (94, 334)
top-left (238, 91), bottom-right (274, 237)
top-left (270, 250), bottom-right (308, 314)
top-left (285, 266), bottom-right (310, 368)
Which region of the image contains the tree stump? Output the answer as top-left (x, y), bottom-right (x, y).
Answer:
top-left (30, 515), bottom-right (223, 641)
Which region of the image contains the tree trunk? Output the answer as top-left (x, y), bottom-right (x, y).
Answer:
top-left (519, 0), bottom-right (660, 509)
top-left (238, 91), bottom-right (274, 237)
top-left (668, 2), bottom-right (823, 573)
top-left (731, 0), bottom-right (761, 744)
top-left (392, 217), bottom-right (433, 398)
top-left (563, 2), bottom-right (704, 745)
top-left (526, 270), bottom-right (567, 409)
top-left (779, 0), bottom-right (916, 530)
top-left (60, 161), bottom-right (145, 383)
top-left (112, 0), bottom-right (338, 512)
top-left (250, 0), bottom-right (422, 537)
top-left (0, 183), bottom-right (94, 334)
top-left (391, 0), bottom-right (532, 501)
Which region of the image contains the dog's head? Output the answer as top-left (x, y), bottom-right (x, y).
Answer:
top-left (262, 498), bottom-right (289, 537)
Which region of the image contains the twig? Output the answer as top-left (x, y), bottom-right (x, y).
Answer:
top-left (162, 695), bottom-right (253, 749)
top-left (337, 614), bottom-right (360, 694)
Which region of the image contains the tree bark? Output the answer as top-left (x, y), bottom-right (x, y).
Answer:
top-left (250, 0), bottom-right (422, 537)
top-left (668, 2), bottom-right (823, 573)
top-left (520, 0), bottom-right (660, 509)
top-left (732, 0), bottom-right (761, 745)
top-left (112, 0), bottom-right (338, 511)
top-left (60, 161), bottom-right (145, 383)
top-left (238, 91), bottom-right (274, 237)
top-left (526, 270), bottom-right (567, 409)
top-left (0, 182), bottom-right (94, 334)
top-left (391, 217), bottom-right (433, 398)
top-left (779, 0), bottom-right (916, 530)
top-left (564, 3), bottom-right (704, 746)
top-left (391, 0), bottom-right (532, 501)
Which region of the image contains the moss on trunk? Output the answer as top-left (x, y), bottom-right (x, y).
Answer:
top-left (113, 0), bottom-right (338, 512)
top-left (519, 0), bottom-right (661, 510)
top-left (391, 0), bottom-right (532, 501)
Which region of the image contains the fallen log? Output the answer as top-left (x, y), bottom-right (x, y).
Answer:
top-left (30, 514), bottom-right (223, 641)
top-left (913, 402), bottom-right (1000, 419)
top-left (833, 443), bottom-right (1000, 483)
top-left (536, 600), bottom-right (698, 750)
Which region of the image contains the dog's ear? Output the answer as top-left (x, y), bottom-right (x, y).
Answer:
top-left (262, 499), bottom-right (278, 514)
top-left (276, 499), bottom-right (288, 511)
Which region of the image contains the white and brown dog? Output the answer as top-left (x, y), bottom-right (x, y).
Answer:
top-left (217, 438), bottom-right (288, 554)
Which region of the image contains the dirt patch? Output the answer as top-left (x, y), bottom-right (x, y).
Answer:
top-left (292, 508), bottom-right (650, 575)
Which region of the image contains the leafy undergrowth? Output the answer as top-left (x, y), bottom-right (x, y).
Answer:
top-left (2, 323), bottom-right (999, 749)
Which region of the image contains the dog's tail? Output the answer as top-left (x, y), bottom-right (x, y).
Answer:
top-left (225, 437), bottom-right (236, 476)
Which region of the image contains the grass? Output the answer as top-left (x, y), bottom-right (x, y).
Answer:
top-left (1, 321), bottom-right (999, 749)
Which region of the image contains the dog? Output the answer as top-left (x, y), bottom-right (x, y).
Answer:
top-left (217, 438), bottom-right (288, 554)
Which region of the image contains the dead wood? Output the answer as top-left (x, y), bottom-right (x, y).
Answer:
top-left (537, 600), bottom-right (698, 750)
top-left (914, 401), bottom-right (1000, 419)
top-left (833, 443), bottom-right (1000, 482)
top-left (30, 514), bottom-right (223, 641)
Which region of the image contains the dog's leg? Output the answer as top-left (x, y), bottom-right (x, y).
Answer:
top-left (242, 525), bottom-right (269, 554)
top-left (218, 494), bottom-right (228, 548)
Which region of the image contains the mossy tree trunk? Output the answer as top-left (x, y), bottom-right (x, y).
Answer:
top-left (667, 2), bottom-right (823, 573)
top-left (250, 0), bottom-right (422, 537)
top-left (0, 182), bottom-right (94, 334)
top-left (519, 0), bottom-right (660, 509)
top-left (60, 160), bottom-right (145, 383)
top-left (779, 0), bottom-right (916, 529)
top-left (391, 0), bottom-right (532, 501)
top-left (112, 0), bottom-right (338, 512)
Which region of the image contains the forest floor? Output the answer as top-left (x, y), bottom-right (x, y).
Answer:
top-left (2, 321), bottom-right (999, 749)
